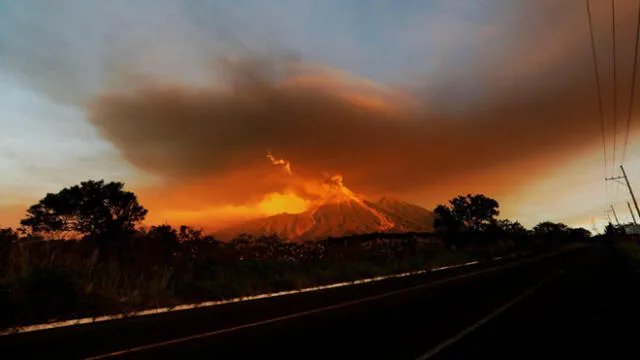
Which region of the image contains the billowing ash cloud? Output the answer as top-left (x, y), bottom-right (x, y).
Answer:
top-left (83, 0), bottom-right (640, 226)
top-left (5, 0), bottom-right (640, 232)
top-left (89, 54), bottom-right (606, 206)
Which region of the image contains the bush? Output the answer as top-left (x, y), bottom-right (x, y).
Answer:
top-left (4, 268), bottom-right (80, 326)
top-left (0, 227), bottom-right (554, 328)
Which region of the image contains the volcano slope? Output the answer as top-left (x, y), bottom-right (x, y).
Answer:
top-left (216, 175), bottom-right (434, 241)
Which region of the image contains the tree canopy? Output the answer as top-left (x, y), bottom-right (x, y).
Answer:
top-left (20, 180), bottom-right (147, 238)
top-left (434, 194), bottom-right (500, 233)
top-left (533, 221), bottom-right (569, 236)
top-left (494, 219), bottom-right (527, 235)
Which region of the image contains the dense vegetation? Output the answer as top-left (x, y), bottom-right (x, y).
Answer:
top-left (0, 181), bottom-right (592, 328)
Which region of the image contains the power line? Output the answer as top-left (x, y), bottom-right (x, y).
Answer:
top-left (606, 165), bottom-right (640, 220)
top-left (614, 174), bottom-right (621, 206)
top-left (586, 0), bottom-right (610, 201)
top-left (622, 0), bottom-right (640, 163)
top-left (612, 0), bottom-right (618, 174)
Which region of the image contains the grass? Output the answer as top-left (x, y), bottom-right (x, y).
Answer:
top-left (0, 244), bottom-right (466, 327)
top-left (0, 233), bottom-right (578, 329)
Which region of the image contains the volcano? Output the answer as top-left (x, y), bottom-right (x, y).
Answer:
top-left (216, 175), bottom-right (434, 241)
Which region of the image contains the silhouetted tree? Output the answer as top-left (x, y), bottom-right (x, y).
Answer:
top-left (0, 227), bottom-right (18, 243)
top-left (568, 227), bottom-right (592, 241)
top-left (20, 180), bottom-right (147, 262)
top-left (146, 225), bottom-right (180, 264)
top-left (533, 221), bottom-right (569, 237)
top-left (434, 194), bottom-right (500, 233)
top-left (0, 227), bottom-right (19, 273)
top-left (433, 205), bottom-right (463, 234)
top-left (605, 222), bottom-right (625, 236)
top-left (484, 219), bottom-right (530, 245)
top-left (178, 225), bottom-right (203, 242)
top-left (495, 219), bottom-right (527, 235)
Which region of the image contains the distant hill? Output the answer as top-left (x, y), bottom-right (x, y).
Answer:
top-left (216, 175), bottom-right (434, 241)
top-left (365, 196), bottom-right (434, 233)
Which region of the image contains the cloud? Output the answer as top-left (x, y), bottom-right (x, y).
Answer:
top-left (86, 0), bottom-right (640, 231)
top-left (87, 47), bottom-right (615, 220)
top-left (4, 0), bottom-right (640, 230)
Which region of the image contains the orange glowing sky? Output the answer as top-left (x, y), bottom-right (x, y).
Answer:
top-left (2, 0), bottom-right (640, 233)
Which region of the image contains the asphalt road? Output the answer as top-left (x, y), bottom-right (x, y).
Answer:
top-left (429, 243), bottom-right (640, 359)
top-left (1, 244), bottom-right (637, 359)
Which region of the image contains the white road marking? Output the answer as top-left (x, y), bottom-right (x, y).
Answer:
top-left (83, 252), bottom-right (556, 360)
top-left (415, 269), bottom-right (564, 360)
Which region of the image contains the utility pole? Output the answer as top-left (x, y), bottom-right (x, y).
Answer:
top-left (610, 205), bottom-right (621, 226)
top-left (606, 165), bottom-right (640, 220)
top-left (628, 201), bottom-right (638, 225)
top-left (620, 165), bottom-right (640, 220)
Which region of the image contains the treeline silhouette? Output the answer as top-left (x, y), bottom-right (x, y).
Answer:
top-left (0, 181), bottom-right (592, 328)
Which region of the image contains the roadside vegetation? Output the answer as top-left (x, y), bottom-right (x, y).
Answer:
top-left (617, 240), bottom-right (640, 260)
top-left (608, 220), bottom-right (640, 259)
top-left (0, 180), bottom-right (592, 328)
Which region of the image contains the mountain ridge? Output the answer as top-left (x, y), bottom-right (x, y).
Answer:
top-left (215, 180), bottom-right (434, 241)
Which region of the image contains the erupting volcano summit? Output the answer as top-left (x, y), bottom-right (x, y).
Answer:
top-left (217, 167), bottom-right (434, 241)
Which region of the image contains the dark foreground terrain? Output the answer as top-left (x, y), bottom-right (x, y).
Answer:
top-left (1, 244), bottom-right (638, 359)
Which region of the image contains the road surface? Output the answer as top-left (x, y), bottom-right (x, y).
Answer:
top-left (1, 244), bottom-right (638, 359)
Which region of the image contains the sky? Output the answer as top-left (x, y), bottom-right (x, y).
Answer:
top-left (2, 0), bottom-right (640, 233)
